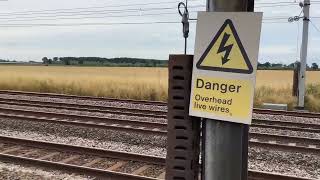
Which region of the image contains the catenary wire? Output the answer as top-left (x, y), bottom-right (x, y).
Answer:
top-left (310, 19), bottom-right (320, 33)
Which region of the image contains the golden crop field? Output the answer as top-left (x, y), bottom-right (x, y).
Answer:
top-left (256, 70), bottom-right (320, 88)
top-left (0, 66), bottom-right (319, 111)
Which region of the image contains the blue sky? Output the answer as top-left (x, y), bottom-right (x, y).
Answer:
top-left (0, 0), bottom-right (319, 65)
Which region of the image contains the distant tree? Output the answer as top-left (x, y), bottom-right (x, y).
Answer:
top-left (287, 63), bottom-right (295, 68)
top-left (53, 57), bottom-right (59, 62)
top-left (42, 57), bottom-right (48, 64)
top-left (78, 59), bottom-right (84, 65)
top-left (311, 63), bottom-right (319, 70)
top-left (271, 63), bottom-right (283, 68)
top-left (60, 57), bottom-right (70, 65)
top-left (48, 59), bottom-right (53, 64)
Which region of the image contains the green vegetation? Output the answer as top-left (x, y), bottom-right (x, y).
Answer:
top-left (41, 57), bottom-right (168, 67)
top-left (258, 61), bottom-right (319, 70)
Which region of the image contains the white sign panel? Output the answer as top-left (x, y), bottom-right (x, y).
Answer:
top-left (189, 12), bottom-right (263, 124)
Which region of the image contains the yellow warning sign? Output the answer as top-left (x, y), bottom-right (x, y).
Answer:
top-left (191, 76), bottom-right (253, 121)
top-left (196, 19), bottom-right (253, 74)
top-left (189, 12), bottom-right (263, 125)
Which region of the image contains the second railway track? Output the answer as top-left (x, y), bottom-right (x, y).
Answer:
top-left (0, 106), bottom-right (319, 154)
top-left (0, 103), bottom-right (319, 134)
top-left (1, 90), bottom-right (320, 119)
top-left (0, 135), bottom-right (314, 180)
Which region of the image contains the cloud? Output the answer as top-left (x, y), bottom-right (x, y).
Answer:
top-left (260, 45), bottom-right (296, 55)
top-left (0, 0), bottom-right (319, 63)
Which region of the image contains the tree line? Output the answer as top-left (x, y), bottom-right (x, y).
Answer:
top-left (1, 57), bottom-right (319, 70)
top-left (258, 61), bottom-right (319, 70)
top-left (42, 57), bottom-right (319, 70)
top-left (41, 57), bottom-right (168, 67)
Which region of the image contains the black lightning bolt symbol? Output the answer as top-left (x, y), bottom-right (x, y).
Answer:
top-left (217, 32), bottom-right (234, 65)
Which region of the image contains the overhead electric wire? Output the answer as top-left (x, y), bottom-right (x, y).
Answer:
top-left (0, 21), bottom-right (185, 27)
top-left (0, 5), bottom-right (205, 19)
top-left (0, 18), bottom-right (300, 28)
top-left (310, 19), bottom-right (320, 33)
top-left (0, 1), bottom-right (318, 27)
top-left (255, 3), bottom-right (298, 8)
top-left (0, 1), bottom-right (192, 15)
top-left (0, 13), bottom-right (297, 23)
top-left (0, 1), bottom-right (315, 18)
top-left (0, 11), bottom-right (189, 22)
top-left (256, 1), bottom-right (320, 8)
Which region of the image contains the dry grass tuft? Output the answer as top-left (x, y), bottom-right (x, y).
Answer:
top-left (254, 86), bottom-right (297, 110)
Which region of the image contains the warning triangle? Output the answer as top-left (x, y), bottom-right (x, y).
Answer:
top-left (196, 19), bottom-right (253, 74)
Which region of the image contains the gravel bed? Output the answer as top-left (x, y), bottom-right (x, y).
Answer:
top-left (0, 161), bottom-right (89, 180)
top-left (0, 116), bottom-right (318, 178)
top-left (24, 149), bottom-right (48, 159)
top-left (91, 158), bottom-right (117, 169)
top-left (69, 155), bottom-right (96, 166)
top-left (0, 104), bottom-right (167, 124)
top-left (141, 165), bottom-right (164, 178)
top-left (250, 127), bottom-right (320, 139)
top-left (253, 113), bottom-right (320, 125)
top-left (0, 94), bottom-right (167, 112)
top-left (47, 152), bottom-right (73, 162)
top-left (0, 118), bottom-right (166, 149)
top-left (0, 118), bottom-right (167, 157)
top-left (115, 161), bottom-right (144, 173)
top-left (2, 94), bottom-right (320, 124)
top-left (5, 146), bottom-right (31, 156)
top-left (249, 147), bottom-right (320, 179)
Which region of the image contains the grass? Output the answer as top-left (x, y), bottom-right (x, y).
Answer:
top-left (0, 66), bottom-right (167, 101)
top-left (0, 66), bottom-right (319, 111)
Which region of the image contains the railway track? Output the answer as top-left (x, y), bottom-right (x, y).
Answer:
top-left (0, 90), bottom-right (320, 119)
top-left (0, 90), bottom-right (167, 106)
top-left (0, 135), bottom-right (165, 180)
top-left (0, 135), bottom-right (314, 180)
top-left (0, 103), bottom-right (319, 134)
top-left (0, 106), bottom-right (319, 154)
top-left (0, 107), bottom-right (167, 136)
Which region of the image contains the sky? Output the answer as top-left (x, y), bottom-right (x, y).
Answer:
top-left (0, 0), bottom-right (319, 65)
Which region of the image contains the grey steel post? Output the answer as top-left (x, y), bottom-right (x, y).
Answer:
top-left (298, 0), bottom-right (310, 108)
top-left (202, 0), bottom-right (252, 180)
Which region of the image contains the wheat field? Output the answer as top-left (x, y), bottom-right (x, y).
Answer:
top-left (0, 66), bottom-right (319, 111)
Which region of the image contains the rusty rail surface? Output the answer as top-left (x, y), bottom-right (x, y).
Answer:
top-left (0, 135), bottom-right (315, 180)
top-left (0, 90), bottom-right (320, 119)
top-left (0, 98), bottom-right (319, 134)
top-left (0, 107), bottom-right (318, 154)
top-left (0, 135), bottom-right (164, 180)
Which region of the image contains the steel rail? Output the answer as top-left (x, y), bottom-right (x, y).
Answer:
top-left (0, 135), bottom-right (164, 180)
top-left (0, 90), bottom-right (320, 119)
top-left (0, 135), bottom-right (315, 180)
top-left (0, 106), bottom-right (319, 139)
top-left (0, 90), bottom-right (167, 106)
top-left (248, 170), bottom-right (315, 180)
top-left (0, 99), bottom-right (319, 133)
top-left (250, 132), bottom-right (320, 146)
top-left (252, 119), bottom-right (320, 133)
top-left (0, 98), bottom-right (166, 118)
top-left (0, 105), bottom-right (318, 136)
top-left (254, 108), bottom-right (320, 119)
top-left (0, 106), bottom-right (167, 130)
top-left (0, 155), bottom-right (158, 180)
top-left (0, 110), bottom-right (319, 154)
top-left (0, 109), bottom-right (167, 136)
